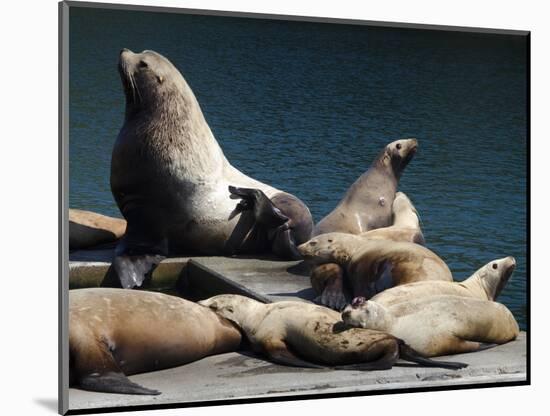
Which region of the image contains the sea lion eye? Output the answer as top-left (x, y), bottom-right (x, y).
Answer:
top-left (138, 60), bottom-right (148, 68)
top-left (328, 239), bottom-right (333, 243)
top-left (309, 241), bottom-right (317, 246)
top-left (396, 143), bottom-right (402, 150)
top-left (492, 263), bottom-right (498, 270)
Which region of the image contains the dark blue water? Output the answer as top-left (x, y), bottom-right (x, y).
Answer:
top-left (69, 8), bottom-right (527, 329)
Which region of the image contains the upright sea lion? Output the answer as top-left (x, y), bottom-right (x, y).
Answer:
top-left (370, 256), bottom-right (516, 307)
top-left (309, 192), bottom-right (425, 307)
top-left (299, 233), bottom-right (453, 309)
top-left (69, 209), bottom-right (127, 250)
top-left (313, 138), bottom-right (418, 236)
top-left (342, 295), bottom-right (519, 357)
top-left (69, 288), bottom-right (242, 395)
top-left (199, 294), bottom-right (466, 370)
top-left (111, 49), bottom-right (313, 288)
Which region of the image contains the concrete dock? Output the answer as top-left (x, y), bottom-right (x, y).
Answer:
top-left (67, 249), bottom-right (528, 413)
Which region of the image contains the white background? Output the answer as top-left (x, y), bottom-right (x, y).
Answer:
top-left (1, 0), bottom-right (545, 415)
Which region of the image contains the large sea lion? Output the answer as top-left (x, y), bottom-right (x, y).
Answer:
top-left (69, 288), bottom-right (242, 395)
top-left (309, 192), bottom-right (425, 307)
top-left (69, 209), bottom-right (127, 250)
top-left (199, 294), bottom-right (466, 370)
top-left (370, 256), bottom-right (516, 307)
top-left (313, 138), bottom-right (418, 236)
top-left (111, 49), bottom-right (313, 288)
top-left (342, 295), bottom-right (519, 357)
top-left (299, 233), bottom-right (453, 310)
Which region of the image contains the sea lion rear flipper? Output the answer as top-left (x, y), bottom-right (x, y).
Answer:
top-left (399, 342), bottom-right (468, 370)
top-left (79, 372), bottom-right (161, 396)
top-left (72, 333), bottom-right (161, 395)
top-left (271, 226), bottom-right (302, 260)
top-left (263, 339), bottom-right (325, 369)
top-left (228, 186), bottom-right (289, 228)
top-left (110, 228), bottom-right (167, 289)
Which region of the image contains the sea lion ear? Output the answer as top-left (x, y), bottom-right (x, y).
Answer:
top-left (157, 75), bottom-right (164, 84)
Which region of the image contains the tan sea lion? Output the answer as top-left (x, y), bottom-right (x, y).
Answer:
top-left (69, 209), bottom-right (127, 250)
top-left (69, 288), bottom-right (242, 395)
top-left (313, 138), bottom-right (418, 236)
top-left (299, 233), bottom-right (453, 310)
top-left (370, 256), bottom-right (516, 307)
top-left (342, 295), bottom-right (519, 357)
top-left (111, 49), bottom-right (313, 288)
top-left (309, 192), bottom-right (425, 307)
top-left (199, 294), bottom-right (466, 370)
top-left (359, 192), bottom-right (424, 245)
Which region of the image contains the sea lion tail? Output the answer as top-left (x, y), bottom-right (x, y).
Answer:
top-left (79, 371), bottom-right (161, 395)
top-left (398, 342), bottom-right (468, 370)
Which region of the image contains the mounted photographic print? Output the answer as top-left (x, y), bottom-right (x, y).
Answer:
top-left (59, 1), bottom-right (529, 414)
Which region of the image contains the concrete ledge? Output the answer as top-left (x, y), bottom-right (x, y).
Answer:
top-left (69, 332), bottom-right (527, 412)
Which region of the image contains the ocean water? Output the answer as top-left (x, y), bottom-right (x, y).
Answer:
top-left (69, 8), bottom-right (528, 329)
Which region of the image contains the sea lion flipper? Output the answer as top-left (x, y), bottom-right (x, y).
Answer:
top-left (111, 229), bottom-right (166, 288)
top-left (228, 186), bottom-right (289, 227)
top-left (263, 339), bottom-right (325, 369)
top-left (398, 343), bottom-right (468, 370)
top-left (271, 227), bottom-right (302, 260)
top-left (79, 371), bottom-right (161, 396)
top-left (316, 267), bottom-right (350, 311)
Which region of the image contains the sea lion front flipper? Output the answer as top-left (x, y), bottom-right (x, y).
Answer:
top-left (111, 227), bottom-right (167, 289)
top-left (228, 186), bottom-right (289, 228)
top-left (79, 372), bottom-right (161, 396)
top-left (262, 339), bottom-right (325, 369)
top-left (314, 266), bottom-right (350, 311)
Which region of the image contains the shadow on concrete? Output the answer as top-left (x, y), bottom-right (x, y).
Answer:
top-left (33, 398), bottom-right (57, 413)
top-left (286, 261), bottom-right (311, 276)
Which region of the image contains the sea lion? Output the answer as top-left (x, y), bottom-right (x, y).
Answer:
top-left (370, 256), bottom-right (516, 307)
top-left (69, 288), bottom-right (242, 395)
top-left (359, 192), bottom-right (425, 245)
top-left (69, 209), bottom-right (127, 250)
top-left (111, 49), bottom-right (313, 288)
top-left (342, 295), bottom-right (519, 357)
top-left (199, 294), bottom-right (466, 370)
top-left (299, 233), bottom-right (453, 310)
top-left (313, 138), bottom-right (418, 236)
top-left (309, 192), bottom-right (425, 306)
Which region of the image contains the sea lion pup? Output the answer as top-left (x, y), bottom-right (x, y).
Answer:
top-left (199, 294), bottom-right (466, 370)
top-left (310, 192), bottom-right (424, 308)
top-left (342, 295), bottom-right (519, 357)
top-left (69, 288), bottom-right (242, 395)
top-left (370, 256), bottom-right (516, 307)
top-left (69, 209), bottom-right (127, 250)
top-left (111, 49), bottom-right (313, 288)
top-left (359, 192), bottom-right (425, 245)
top-left (313, 138), bottom-right (418, 237)
top-left (299, 233), bottom-right (453, 309)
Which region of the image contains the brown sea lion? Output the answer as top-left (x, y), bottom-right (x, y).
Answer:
top-left (370, 256), bottom-right (516, 307)
top-left (199, 294), bottom-right (466, 370)
top-left (299, 233), bottom-right (453, 310)
top-left (69, 209), bottom-right (127, 250)
top-left (342, 295), bottom-right (519, 357)
top-left (111, 49), bottom-right (313, 288)
top-left (313, 139), bottom-right (418, 236)
top-left (309, 192), bottom-right (425, 308)
top-left (69, 288), bottom-right (242, 395)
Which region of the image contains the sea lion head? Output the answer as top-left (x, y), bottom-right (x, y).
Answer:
top-left (199, 294), bottom-right (259, 328)
top-left (297, 232), bottom-right (357, 265)
top-left (378, 138), bottom-right (418, 178)
top-left (118, 48), bottom-right (190, 119)
top-left (341, 297), bottom-right (389, 331)
top-left (476, 256), bottom-right (516, 301)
